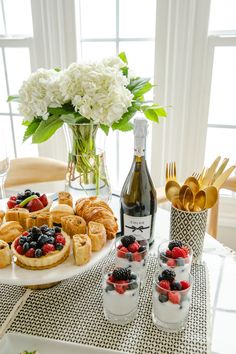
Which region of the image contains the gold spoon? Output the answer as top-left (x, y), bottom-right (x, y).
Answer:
top-left (165, 180), bottom-right (181, 203)
top-left (179, 185), bottom-right (189, 205)
top-left (204, 186), bottom-right (218, 209)
top-left (183, 187), bottom-right (194, 211)
top-left (184, 176), bottom-right (200, 195)
top-left (194, 190), bottom-right (206, 211)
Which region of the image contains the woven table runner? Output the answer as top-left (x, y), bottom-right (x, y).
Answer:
top-left (8, 255), bottom-right (209, 354)
top-left (0, 284), bottom-right (26, 328)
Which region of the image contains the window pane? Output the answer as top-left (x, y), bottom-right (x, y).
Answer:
top-left (3, 0), bottom-right (33, 35)
top-left (105, 130), bottom-right (118, 189)
top-left (77, 0), bottom-right (116, 39)
top-left (0, 116), bottom-right (15, 158)
top-left (208, 47), bottom-right (236, 126)
top-left (119, 41), bottom-right (154, 77)
top-left (204, 127), bottom-right (236, 167)
top-left (0, 5), bottom-right (5, 35)
top-left (5, 47), bottom-right (31, 113)
top-left (209, 0), bottom-right (236, 31)
top-left (118, 130), bottom-right (133, 189)
top-left (0, 49), bottom-right (9, 113)
top-left (119, 0), bottom-right (156, 38)
top-left (13, 117), bottom-right (38, 157)
top-left (81, 42), bottom-right (116, 61)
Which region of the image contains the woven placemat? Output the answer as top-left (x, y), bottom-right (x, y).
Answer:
top-left (0, 284), bottom-right (26, 327)
top-left (8, 255), bottom-right (209, 354)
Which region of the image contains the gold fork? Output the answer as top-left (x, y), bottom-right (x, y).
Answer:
top-left (166, 162), bottom-right (177, 182)
top-left (192, 167), bottom-right (206, 186)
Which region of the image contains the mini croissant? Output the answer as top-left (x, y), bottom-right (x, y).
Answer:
top-left (75, 197), bottom-right (118, 239)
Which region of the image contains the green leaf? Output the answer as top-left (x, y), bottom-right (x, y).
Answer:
top-left (100, 124), bottom-right (110, 136)
top-left (112, 105), bottom-right (137, 130)
top-left (7, 95), bottom-right (20, 102)
top-left (54, 67), bottom-right (61, 72)
top-left (143, 109), bottom-right (159, 123)
top-left (32, 115), bottom-right (63, 143)
top-left (47, 104), bottom-right (74, 115)
top-left (23, 119), bottom-right (41, 142)
top-left (117, 122), bottom-right (134, 132)
top-left (60, 114), bottom-right (78, 125)
top-left (142, 104), bottom-right (167, 117)
top-left (118, 52), bottom-right (128, 64)
top-left (127, 77), bottom-right (153, 99)
top-left (121, 66), bottom-right (128, 77)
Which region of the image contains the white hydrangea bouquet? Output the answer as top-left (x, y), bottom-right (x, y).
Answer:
top-left (8, 53), bottom-right (166, 197)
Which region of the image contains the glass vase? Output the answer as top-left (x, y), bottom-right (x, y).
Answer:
top-left (64, 123), bottom-right (111, 201)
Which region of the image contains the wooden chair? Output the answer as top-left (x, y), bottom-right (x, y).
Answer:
top-left (5, 157), bottom-right (67, 188)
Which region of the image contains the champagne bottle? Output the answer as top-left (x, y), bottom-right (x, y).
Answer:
top-left (120, 117), bottom-right (157, 246)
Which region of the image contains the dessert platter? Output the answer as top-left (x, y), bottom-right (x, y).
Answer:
top-left (0, 190), bottom-right (118, 287)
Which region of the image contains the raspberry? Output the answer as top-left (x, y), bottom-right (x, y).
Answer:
top-left (128, 241), bottom-right (140, 253)
top-left (180, 281), bottom-right (190, 290)
top-left (168, 240), bottom-right (183, 250)
top-left (16, 245), bottom-right (24, 255)
top-left (22, 231), bottom-right (29, 236)
top-left (182, 246), bottom-right (189, 256)
top-left (14, 238), bottom-right (20, 248)
top-left (7, 200), bottom-right (16, 209)
top-left (115, 282), bottom-right (129, 294)
top-left (167, 259), bottom-right (176, 267)
top-left (42, 243), bottom-right (55, 255)
top-left (117, 246), bottom-right (128, 258)
top-left (25, 248), bottom-right (36, 258)
top-left (121, 235), bottom-right (136, 248)
top-left (159, 280), bottom-right (171, 290)
top-left (55, 234), bottom-right (65, 245)
top-left (132, 252), bottom-right (142, 262)
top-left (172, 247), bottom-right (187, 259)
top-left (166, 249), bottom-right (172, 258)
top-left (168, 291), bottom-right (181, 304)
top-left (10, 196), bottom-right (17, 201)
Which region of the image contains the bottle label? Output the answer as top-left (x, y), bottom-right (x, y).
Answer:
top-left (123, 214), bottom-right (152, 240)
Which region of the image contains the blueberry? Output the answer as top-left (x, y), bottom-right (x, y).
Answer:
top-left (16, 199), bottom-right (22, 204)
top-left (159, 294), bottom-right (168, 303)
top-left (160, 251), bottom-right (167, 263)
top-left (158, 275), bottom-right (163, 282)
top-left (35, 249), bottom-right (42, 258)
top-left (126, 252), bottom-right (133, 262)
top-left (32, 226), bottom-right (40, 235)
top-left (27, 236), bottom-right (32, 243)
top-left (30, 241), bottom-right (37, 249)
top-left (24, 190), bottom-right (32, 198)
top-left (130, 272), bottom-right (137, 280)
top-left (19, 236), bottom-right (27, 245)
top-left (171, 281), bottom-right (182, 290)
top-left (47, 237), bottom-right (55, 244)
top-left (46, 231), bottom-right (55, 237)
top-left (54, 226), bottom-right (61, 233)
top-left (40, 225), bottom-right (49, 233)
top-left (138, 246), bottom-right (146, 253)
top-left (23, 242), bottom-right (30, 253)
top-left (31, 233), bottom-right (38, 242)
top-left (38, 235), bottom-right (49, 246)
top-left (176, 258), bottom-right (185, 266)
top-left (17, 193), bottom-right (24, 200)
top-left (128, 282), bottom-right (138, 290)
top-left (55, 243), bottom-right (63, 251)
top-left (35, 192), bottom-right (40, 197)
top-left (24, 189), bottom-right (31, 193)
top-left (105, 284), bottom-right (114, 292)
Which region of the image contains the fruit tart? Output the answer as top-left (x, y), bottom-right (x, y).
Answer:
top-left (11, 225), bottom-right (70, 270)
top-left (7, 189), bottom-right (51, 214)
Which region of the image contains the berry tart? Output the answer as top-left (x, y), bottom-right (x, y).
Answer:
top-left (11, 225), bottom-right (70, 270)
top-left (152, 269), bottom-right (192, 328)
top-left (103, 267), bottom-right (139, 317)
top-left (7, 189), bottom-right (51, 215)
top-left (158, 240), bottom-right (192, 282)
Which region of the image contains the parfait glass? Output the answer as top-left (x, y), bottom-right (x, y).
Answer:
top-left (0, 130), bottom-right (10, 199)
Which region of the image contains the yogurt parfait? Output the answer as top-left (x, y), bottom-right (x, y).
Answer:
top-left (115, 235), bottom-right (149, 288)
top-left (152, 269), bottom-right (193, 331)
top-left (158, 240), bottom-right (192, 281)
top-left (102, 265), bottom-right (140, 325)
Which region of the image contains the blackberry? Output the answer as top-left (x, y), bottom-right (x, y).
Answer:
top-left (171, 281), bottom-right (182, 291)
top-left (161, 269), bottom-right (176, 282)
top-left (159, 294), bottom-right (168, 303)
top-left (168, 240), bottom-right (183, 250)
top-left (121, 235), bottom-right (136, 248)
top-left (112, 268), bottom-right (131, 281)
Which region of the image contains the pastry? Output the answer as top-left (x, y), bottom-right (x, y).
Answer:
top-left (61, 215), bottom-right (86, 237)
top-left (75, 197), bottom-right (118, 239)
top-left (73, 234), bottom-right (92, 265)
top-left (26, 212), bottom-right (53, 229)
top-left (7, 189), bottom-right (51, 213)
top-left (0, 210), bottom-right (5, 223)
top-left (0, 221), bottom-right (24, 243)
top-left (58, 191), bottom-right (73, 207)
top-left (50, 204), bottom-right (74, 224)
top-left (5, 208), bottom-right (30, 230)
top-left (88, 221), bottom-right (106, 251)
top-left (11, 225), bottom-right (70, 270)
top-left (0, 240), bottom-right (11, 268)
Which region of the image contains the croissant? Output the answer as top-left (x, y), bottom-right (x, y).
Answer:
top-left (75, 197), bottom-right (118, 239)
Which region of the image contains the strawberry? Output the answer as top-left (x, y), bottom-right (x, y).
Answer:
top-left (172, 247), bottom-right (187, 259)
top-left (128, 241), bottom-right (140, 253)
top-left (42, 243), bottom-right (55, 255)
top-left (10, 196), bottom-right (17, 201)
top-left (27, 198), bottom-right (44, 212)
top-left (180, 281), bottom-right (190, 290)
top-left (167, 258), bottom-right (176, 267)
top-left (16, 245), bottom-right (24, 255)
top-left (132, 252), bottom-right (142, 262)
top-left (38, 194), bottom-right (48, 207)
top-left (7, 200), bottom-right (16, 209)
top-left (55, 234), bottom-right (65, 245)
top-left (159, 280), bottom-right (171, 290)
top-left (166, 249), bottom-right (172, 258)
top-left (168, 291), bottom-right (181, 304)
top-left (25, 248), bottom-right (36, 258)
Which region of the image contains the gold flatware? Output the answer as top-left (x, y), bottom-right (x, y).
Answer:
top-left (184, 176), bottom-right (199, 195)
top-left (166, 162), bottom-right (177, 182)
top-left (165, 180), bottom-right (181, 203)
top-left (204, 186), bottom-right (218, 209)
top-left (201, 156), bottom-right (221, 188)
top-left (211, 158), bottom-right (229, 183)
top-left (172, 196), bottom-right (184, 210)
top-left (183, 187), bottom-right (194, 211)
top-left (213, 165), bottom-right (236, 190)
top-left (179, 184), bottom-right (189, 205)
top-left (194, 190), bottom-right (206, 211)
top-left (192, 167), bottom-right (206, 186)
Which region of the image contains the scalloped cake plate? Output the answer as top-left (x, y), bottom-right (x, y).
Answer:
top-left (0, 239), bottom-right (114, 286)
